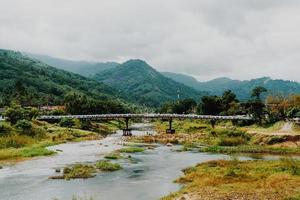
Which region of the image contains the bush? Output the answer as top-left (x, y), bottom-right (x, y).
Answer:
top-left (80, 120), bottom-right (92, 130)
top-left (217, 137), bottom-right (248, 146)
top-left (15, 119), bottom-right (33, 136)
top-left (0, 123), bottom-right (13, 135)
top-left (59, 118), bottom-right (75, 128)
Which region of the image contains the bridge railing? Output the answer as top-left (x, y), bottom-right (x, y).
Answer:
top-left (38, 114), bottom-right (253, 121)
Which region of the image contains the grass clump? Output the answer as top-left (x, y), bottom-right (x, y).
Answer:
top-left (20, 146), bottom-right (56, 157)
top-left (119, 147), bottom-right (144, 153)
top-left (95, 160), bottom-right (122, 171)
top-left (217, 136), bottom-right (248, 146)
top-left (50, 164), bottom-right (96, 180)
top-left (104, 152), bottom-right (122, 160)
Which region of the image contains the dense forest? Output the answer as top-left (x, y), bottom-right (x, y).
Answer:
top-left (0, 49), bottom-right (129, 113)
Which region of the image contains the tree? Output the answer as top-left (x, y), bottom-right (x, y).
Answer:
top-left (242, 100), bottom-right (266, 124)
top-left (251, 86), bottom-right (267, 99)
top-left (221, 90), bottom-right (238, 115)
top-left (4, 103), bottom-right (39, 125)
top-left (4, 103), bottom-right (25, 125)
top-left (172, 99), bottom-right (197, 114)
top-left (198, 96), bottom-right (223, 115)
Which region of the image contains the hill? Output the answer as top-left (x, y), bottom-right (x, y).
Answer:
top-left (0, 49), bottom-right (122, 107)
top-left (94, 60), bottom-right (204, 107)
top-left (162, 72), bottom-right (300, 100)
top-left (24, 53), bottom-right (119, 77)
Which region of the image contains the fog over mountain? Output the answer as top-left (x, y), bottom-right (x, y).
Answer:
top-left (1, 0), bottom-right (300, 81)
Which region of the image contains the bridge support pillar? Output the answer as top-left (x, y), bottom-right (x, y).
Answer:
top-left (166, 118), bottom-right (175, 134)
top-left (210, 119), bottom-right (216, 129)
top-left (123, 118), bottom-right (132, 136)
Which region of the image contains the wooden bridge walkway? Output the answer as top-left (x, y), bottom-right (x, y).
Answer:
top-left (38, 114), bottom-right (252, 121)
top-left (38, 114), bottom-right (253, 136)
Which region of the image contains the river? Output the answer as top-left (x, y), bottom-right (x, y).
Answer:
top-left (0, 123), bottom-right (247, 200)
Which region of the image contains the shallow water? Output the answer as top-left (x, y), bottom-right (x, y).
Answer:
top-left (0, 124), bottom-right (241, 200)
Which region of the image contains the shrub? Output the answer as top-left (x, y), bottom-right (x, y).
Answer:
top-left (59, 118), bottom-right (75, 128)
top-left (80, 120), bottom-right (92, 130)
top-left (0, 123), bottom-right (13, 135)
top-left (15, 119), bottom-right (33, 136)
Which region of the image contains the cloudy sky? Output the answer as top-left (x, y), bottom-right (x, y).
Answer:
top-left (1, 0), bottom-right (300, 81)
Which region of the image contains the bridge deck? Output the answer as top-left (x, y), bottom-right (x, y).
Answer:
top-left (38, 114), bottom-right (253, 121)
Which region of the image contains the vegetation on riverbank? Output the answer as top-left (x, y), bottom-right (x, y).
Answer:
top-left (118, 147), bottom-right (145, 153)
top-left (95, 160), bottom-right (122, 171)
top-left (50, 160), bottom-right (122, 180)
top-left (127, 119), bottom-right (300, 155)
top-left (162, 158), bottom-right (300, 200)
top-left (0, 118), bottom-right (122, 162)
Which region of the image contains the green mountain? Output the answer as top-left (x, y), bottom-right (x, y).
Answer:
top-left (24, 53), bottom-right (119, 77)
top-left (162, 72), bottom-right (300, 100)
top-left (0, 49), bottom-right (121, 106)
top-left (94, 60), bottom-right (204, 107)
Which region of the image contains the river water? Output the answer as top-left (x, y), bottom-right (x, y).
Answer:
top-left (0, 123), bottom-right (243, 200)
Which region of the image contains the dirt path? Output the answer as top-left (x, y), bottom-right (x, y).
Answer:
top-left (280, 122), bottom-right (293, 132)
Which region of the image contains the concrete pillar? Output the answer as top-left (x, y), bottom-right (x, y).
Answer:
top-left (123, 118), bottom-right (132, 136)
top-left (166, 118), bottom-right (175, 134)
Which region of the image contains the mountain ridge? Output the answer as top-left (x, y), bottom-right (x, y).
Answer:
top-left (93, 59), bottom-right (205, 107)
top-left (162, 72), bottom-right (300, 100)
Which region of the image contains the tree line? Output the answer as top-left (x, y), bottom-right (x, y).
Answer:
top-left (158, 86), bottom-right (300, 124)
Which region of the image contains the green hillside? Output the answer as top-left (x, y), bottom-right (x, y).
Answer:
top-left (94, 59), bottom-right (204, 107)
top-left (0, 49), bottom-right (122, 107)
top-left (163, 72), bottom-right (300, 100)
top-left (25, 53), bottom-right (119, 77)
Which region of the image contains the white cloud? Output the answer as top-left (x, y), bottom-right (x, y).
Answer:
top-left (0, 0), bottom-right (300, 81)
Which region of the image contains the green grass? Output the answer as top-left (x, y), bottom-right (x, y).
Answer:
top-left (63, 164), bottom-right (96, 180)
top-left (95, 160), bottom-right (122, 171)
top-left (118, 147), bottom-right (145, 153)
top-left (201, 145), bottom-right (300, 155)
top-left (20, 146), bottom-right (56, 157)
top-left (104, 152), bottom-right (122, 160)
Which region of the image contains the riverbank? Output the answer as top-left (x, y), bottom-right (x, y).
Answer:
top-left (127, 120), bottom-right (300, 155)
top-left (162, 158), bottom-right (300, 200)
top-left (0, 120), bottom-right (121, 163)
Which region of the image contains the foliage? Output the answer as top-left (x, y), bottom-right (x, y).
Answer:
top-left (62, 164), bottom-right (96, 180)
top-left (104, 152), bottom-right (122, 160)
top-left (251, 86), bottom-right (267, 99)
top-left (64, 92), bottom-right (129, 115)
top-left (159, 98), bottom-right (197, 114)
top-left (59, 118), bottom-right (75, 128)
top-left (95, 160), bottom-right (122, 171)
top-left (118, 147), bottom-right (145, 153)
top-left (15, 119), bottom-right (33, 136)
top-left (0, 49), bottom-right (123, 108)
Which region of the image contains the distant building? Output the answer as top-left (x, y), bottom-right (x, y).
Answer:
top-left (40, 106), bottom-right (65, 111)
